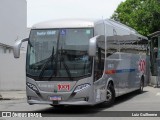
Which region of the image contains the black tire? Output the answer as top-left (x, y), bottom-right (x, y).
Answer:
top-left (102, 83), bottom-right (115, 107)
top-left (137, 78), bottom-right (144, 94)
top-left (50, 105), bottom-right (65, 109)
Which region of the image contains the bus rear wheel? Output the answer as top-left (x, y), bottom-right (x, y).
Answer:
top-left (102, 83), bottom-right (115, 107)
top-left (137, 78), bottom-right (144, 94)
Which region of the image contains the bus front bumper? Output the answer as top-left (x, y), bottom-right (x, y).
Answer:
top-left (26, 85), bottom-right (95, 106)
top-left (27, 99), bottom-right (94, 106)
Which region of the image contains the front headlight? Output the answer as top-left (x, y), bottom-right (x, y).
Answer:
top-left (74, 83), bottom-right (90, 93)
top-left (26, 82), bottom-right (39, 93)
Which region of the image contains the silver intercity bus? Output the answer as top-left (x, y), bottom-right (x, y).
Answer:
top-left (13, 19), bottom-right (149, 107)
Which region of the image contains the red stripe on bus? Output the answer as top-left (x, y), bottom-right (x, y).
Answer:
top-left (105, 70), bottom-right (116, 74)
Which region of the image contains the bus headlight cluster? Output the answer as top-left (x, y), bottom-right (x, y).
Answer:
top-left (26, 82), bottom-right (39, 93)
top-left (74, 83), bottom-right (90, 93)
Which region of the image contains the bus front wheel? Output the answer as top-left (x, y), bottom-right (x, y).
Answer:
top-left (102, 83), bottom-right (115, 107)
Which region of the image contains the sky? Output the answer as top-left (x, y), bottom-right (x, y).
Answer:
top-left (27, 0), bottom-right (125, 27)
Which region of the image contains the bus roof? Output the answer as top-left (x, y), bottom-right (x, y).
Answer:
top-left (32, 19), bottom-right (95, 29)
top-left (31, 18), bottom-right (148, 40)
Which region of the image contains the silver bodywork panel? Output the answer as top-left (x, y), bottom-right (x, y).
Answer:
top-left (27, 77), bottom-right (95, 105)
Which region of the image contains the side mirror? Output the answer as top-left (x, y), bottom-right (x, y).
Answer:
top-left (88, 36), bottom-right (100, 57)
top-left (13, 38), bottom-right (28, 58)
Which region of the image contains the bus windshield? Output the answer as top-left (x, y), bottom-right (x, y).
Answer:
top-left (26, 28), bottom-right (93, 80)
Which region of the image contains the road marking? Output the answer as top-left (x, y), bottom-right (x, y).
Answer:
top-left (156, 92), bottom-right (160, 96)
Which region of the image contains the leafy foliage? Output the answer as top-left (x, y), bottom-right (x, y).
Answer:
top-left (111, 0), bottom-right (160, 36)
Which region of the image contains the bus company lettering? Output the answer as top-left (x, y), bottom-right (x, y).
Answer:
top-left (57, 83), bottom-right (70, 91)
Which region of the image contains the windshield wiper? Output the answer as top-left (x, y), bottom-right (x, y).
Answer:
top-left (39, 30), bottom-right (60, 81)
top-left (60, 53), bottom-right (73, 81)
top-left (38, 30), bottom-right (73, 81)
top-left (47, 47), bottom-right (73, 81)
top-left (38, 46), bottom-right (56, 80)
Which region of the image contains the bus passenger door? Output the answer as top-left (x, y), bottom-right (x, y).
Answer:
top-left (93, 36), bottom-right (106, 102)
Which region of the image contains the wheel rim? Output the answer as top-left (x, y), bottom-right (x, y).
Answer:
top-left (106, 89), bottom-right (112, 101)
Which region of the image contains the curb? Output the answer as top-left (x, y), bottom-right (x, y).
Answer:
top-left (0, 94), bottom-right (25, 100)
top-left (0, 97), bottom-right (20, 100)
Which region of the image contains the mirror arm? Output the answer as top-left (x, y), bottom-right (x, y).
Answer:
top-left (13, 38), bottom-right (28, 58)
top-left (21, 38), bottom-right (28, 42)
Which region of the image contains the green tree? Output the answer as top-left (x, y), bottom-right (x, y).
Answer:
top-left (111, 0), bottom-right (160, 36)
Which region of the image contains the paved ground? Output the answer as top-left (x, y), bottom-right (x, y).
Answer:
top-left (0, 91), bottom-right (26, 100)
top-left (0, 86), bottom-right (160, 119)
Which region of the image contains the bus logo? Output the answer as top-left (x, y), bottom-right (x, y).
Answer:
top-left (57, 83), bottom-right (70, 91)
top-left (139, 59), bottom-right (146, 72)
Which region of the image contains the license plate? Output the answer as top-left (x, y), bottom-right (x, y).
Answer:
top-left (50, 96), bottom-right (62, 101)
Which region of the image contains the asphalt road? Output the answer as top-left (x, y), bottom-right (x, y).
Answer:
top-left (0, 86), bottom-right (160, 120)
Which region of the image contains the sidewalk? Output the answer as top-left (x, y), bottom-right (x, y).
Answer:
top-left (0, 90), bottom-right (26, 100)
